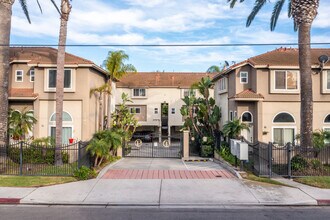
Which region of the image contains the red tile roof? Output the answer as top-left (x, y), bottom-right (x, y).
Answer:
top-left (230, 89), bottom-right (264, 100)
top-left (213, 47), bottom-right (330, 80)
top-left (9, 88), bottom-right (38, 98)
top-left (117, 72), bottom-right (213, 88)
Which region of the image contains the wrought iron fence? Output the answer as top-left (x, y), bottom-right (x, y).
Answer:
top-left (246, 140), bottom-right (330, 177)
top-left (0, 141), bottom-right (91, 176)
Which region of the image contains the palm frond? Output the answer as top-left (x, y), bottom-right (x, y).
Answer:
top-left (246, 0), bottom-right (267, 27)
top-left (36, 0), bottom-right (43, 13)
top-left (270, 0), bottom-right (285, 31)
top-left (287, 0), bottom-right (292, 17)
top-left (18, 0), bottom-right (31, 23)
top-left (50, 0), bottom-right (61, 15)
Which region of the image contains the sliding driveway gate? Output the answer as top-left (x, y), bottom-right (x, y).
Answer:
top-left (123, 134), bottom-right (182, 158)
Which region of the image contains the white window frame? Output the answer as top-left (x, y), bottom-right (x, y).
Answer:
top-left (130, 107), bottom-right (141, 114)
top-left (183, 89), bottom-right (196, 97)
top-left (171, 108), bottom-right (176, 114)
top-left (241, 111), bottom-right (253, 123)
top-left (240, 71), bottom-right (248, 84)
top-left (15, 70), bottom-right (23, 82)
top-left (132, 88), bottom-right (147, 98)
top-left (272, 111), bottom-right (296, 124)
top-left (49, 111), bottom-right (74, 144)
top-left (322, 70), bottom-right (330, 93)
top-left (154, 108), bottom-right (159, 114)
top-left (219, 77), bottom-right (227, 93)
top-left (229, 111), bottom-right (233, 121)
top-left (273, 70), bottom-right (299, 92)
top-left (30, 69), bottom-right (35, 82)
top-left (44, 69), bottom-right (75, 92)
top-left (272, 126), bottom-right (297, 146)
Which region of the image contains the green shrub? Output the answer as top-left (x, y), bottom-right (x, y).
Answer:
top-left (291, 155), bottom-right (308, 171)
top-left (200, 145), bottom-right (213, 157)
top-left (73, 166), bottom-right (97, 180)
top-left (8, 147), bottom-right (69, 164)
top-left (216, 144), bottom-right (237, 166)
top-left (310, 159), bottom-right (322, 170)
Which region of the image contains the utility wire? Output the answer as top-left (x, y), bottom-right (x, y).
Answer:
top-left (3, 42), bottom-right (330, 47)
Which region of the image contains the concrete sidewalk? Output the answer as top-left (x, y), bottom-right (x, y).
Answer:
top-left (0, 158), bottom-right (329, 206)
top-left (0, 177), bottom-right (320, 206)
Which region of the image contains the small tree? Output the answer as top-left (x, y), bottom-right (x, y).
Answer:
top-left (90, 84), bottom-right (111, 131)
top-left (223, 118), bottom-right (249, 140)
top-left (8, 108), bottom-right (37, 141)
top-left (87, 130), bottom-right (122, 167)
top-left (112, 93), bottom-right (139, 142)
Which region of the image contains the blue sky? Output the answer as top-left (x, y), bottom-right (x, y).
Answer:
top-left (10, 0), bottom-right (330, 72)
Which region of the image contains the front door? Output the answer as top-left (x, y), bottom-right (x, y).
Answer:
top-left (241, 125), bottom-right (253, 143)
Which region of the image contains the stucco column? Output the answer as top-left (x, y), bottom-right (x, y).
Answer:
top-left (183, 130), bottom-right (189, 158)
top-left (117, 147), bottom-right (123, 157)
top-left (257, 101), bottom-right (263, 142)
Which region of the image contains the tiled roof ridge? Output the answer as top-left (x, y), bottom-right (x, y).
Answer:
top-left (233, 88), bottom-right (264, 99)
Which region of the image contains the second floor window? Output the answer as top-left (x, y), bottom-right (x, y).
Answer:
top-left (48, 69), bottom-right (72, 89)
top-left (15, 70), bottom-right (23, 82)
top-left (275, 70), bottom-right (298, 90)
top-left (219, 78), bottom-right (227, 91)
top-left (183, 89), bottom-right (196, 97)
top-left (133, 88), bottom-right (146, 97)
top-left (240, 72), bottom-right (248, 84)
top-left (171, 108), bottom-right (175, 114)
top-left (30, 69), bottom-right (35, 82)
top-left (327, 70), bottom-right (330, 90)
top-left (154, 108), bottom-right (159, 114)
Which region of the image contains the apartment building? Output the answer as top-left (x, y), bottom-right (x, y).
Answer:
top-left (9, 47), bottom-right (113, 143)
top-left (115, 72), bottom-right (213, 138)
top-left (213, 48), bottom-right (330, 145)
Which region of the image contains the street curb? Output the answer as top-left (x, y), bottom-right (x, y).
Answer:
top-left (96, 158), bottom-right (124, 179)
top-left (0, 198), bottom-right (21, 204)
top-left (317, 200), bottom-right (330, 206)
top-left (213, 158), bottom-right (242, 179)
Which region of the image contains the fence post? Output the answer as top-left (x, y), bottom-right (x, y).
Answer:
top-left (183, 130), bottom-right (189, 158)
top-left (268, 142), bottom-right (272, 178)
top-left (287, 143), bottom-right (292, 178)
top-left (78, 141), bottom-right (81, 169)
top-left (19, 142), bottom-right (23, 176)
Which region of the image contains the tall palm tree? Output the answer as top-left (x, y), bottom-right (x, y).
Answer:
top-left (103, 50), bottom-right (137, 128)
top-left (0, 0), bottom-right (58, 145)
top-left (90, 83), bottom-right (111, 131)
top-left (55, 0), bottom-right (71, 165)
top-left (8, 107), bottom-right (37, 140)
top-left (228, 0), bottom-right (319, 148)
top-left (207, 61), bottom-right (231, 73)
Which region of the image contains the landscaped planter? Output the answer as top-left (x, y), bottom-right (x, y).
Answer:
top-left (200, 145), bottom-right (214, 158)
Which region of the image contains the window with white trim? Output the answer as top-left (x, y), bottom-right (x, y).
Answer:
top-left (47, 69), bottom-right (72, 89)
top-left (154, 108), bottom-right (159, 114)
top-left (273, 112), bottom-right (295, 123)
top-left (15, 70), bottom-right (23, 82)
top-left (275, 70), bottom-right (298, 90)
top-left (219, 78), bottom-right (227, 91)
top-left (171, 108), bottom-right (175, 114)
top-left (240, 72), bottom-right (248, 84)
top-left (229, 111), bottom-right (233, 121)
top-left (130, 107), bottom-right (141, 114)
top-left (324, 114), bottom-right (330, 123)
top-left (241, 112), bottom-right (253, 123)
top-left (49, 111), bottom-right (73, 145)
top-left (183, 89), bottom-right (196, 97)
top-left (133, 88), bottom-right (146, 97)
top-left (30, 69), bottom-right (35, 82)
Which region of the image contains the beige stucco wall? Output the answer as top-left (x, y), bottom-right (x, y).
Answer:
top-left (9, 62), bottom-right (108, 141)
top-left (116, 87), bottom-right (214, 128)
top-left (214, 79), bottom-right (228, 127)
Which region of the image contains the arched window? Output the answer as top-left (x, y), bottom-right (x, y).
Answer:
top-left (324, 114), bottom-right (330, 123)
top-left (273, 112), bottom-right (295, 123)
top-left (49, 111), bottom-right (73, 145)
top-left (50, 112), bottom-right (73, 122)
top-left (241, 111), bottom-right (253, 123)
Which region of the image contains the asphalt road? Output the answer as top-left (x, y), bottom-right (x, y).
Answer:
top-left (1, 206), bottom-right (330, 220)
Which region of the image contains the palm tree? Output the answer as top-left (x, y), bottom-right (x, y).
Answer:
top-left (223, 118), bottom-right (249, 139)
top-left (228, 0), bottom-right (320, 148)
top-left (103, 50), bottom-right (137, 128)
top-left (0, 0), bottom-right (58, 145)
top-left (8, 108), bottom-right (37, 141)
top-left (207, 61), bottom-right (231, 73)
top-left (90, 84), bottom-right (111, 131)
top-left (55, 0), bottom-right (72, 165)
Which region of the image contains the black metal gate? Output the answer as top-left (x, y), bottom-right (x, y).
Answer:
top-left (123, 134), bottom-right (182, 158)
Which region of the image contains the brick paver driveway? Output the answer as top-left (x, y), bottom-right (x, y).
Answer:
top-left (101, 158), bottom-right (235, 179)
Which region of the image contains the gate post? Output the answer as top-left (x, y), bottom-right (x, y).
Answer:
top-left (287, 143), bottom-right (292, 178)
top-left (78, 141), bottom-right (81, 169)
top-left (268, 142), bottom-right (272, 178)
top-left (19, 142), bottom-right (23, 176)
top-left (183, 130), bottom-right (189, 158)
